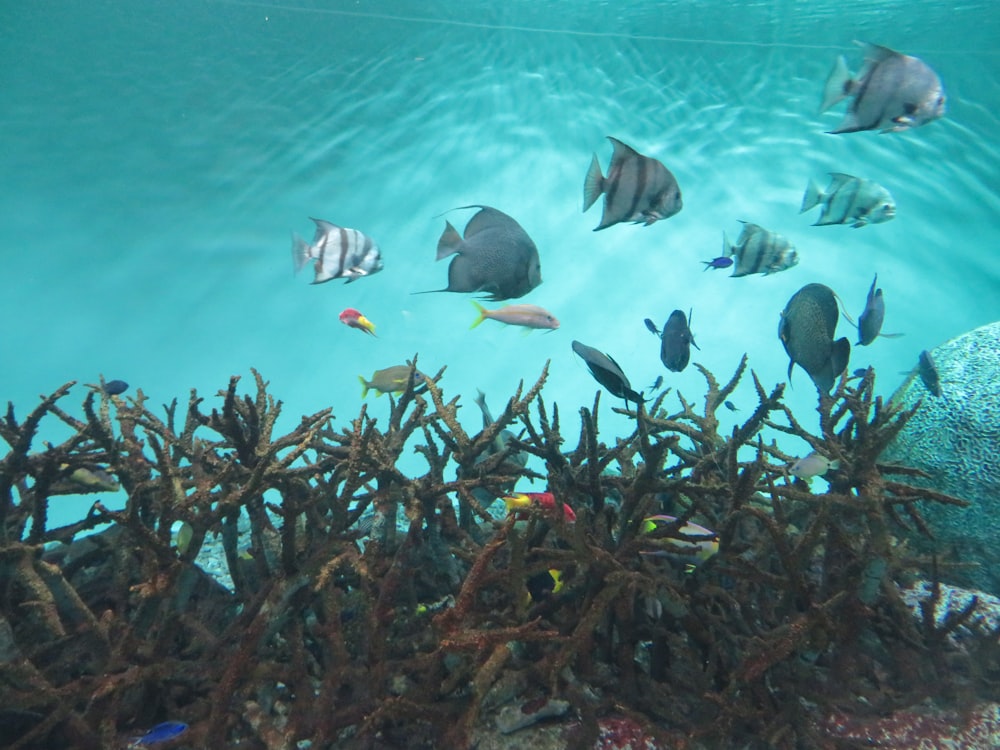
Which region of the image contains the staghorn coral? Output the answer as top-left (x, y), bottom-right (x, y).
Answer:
top-left (0, 360), bottom-right (993, 749)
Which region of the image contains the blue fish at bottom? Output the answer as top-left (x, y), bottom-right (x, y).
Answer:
top-left (129, 721), bottom-right (188, 747)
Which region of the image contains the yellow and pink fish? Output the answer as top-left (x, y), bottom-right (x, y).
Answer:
top-left (471, 302), bottom-right (559, 331)
top-left (339, 308), bottom-right (376, 336)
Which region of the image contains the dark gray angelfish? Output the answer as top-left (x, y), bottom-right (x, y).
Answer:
top-left (420, 206), bottom-right (542, 301)
top-left (571, 340), bottom-right (645, 408)
top-left (778, 283), bottom-right (851, 393)
top-left (724, 222), bottom-right (799, 278)
top-left (583, 137), bottom-right (683, 231)
top-left (645, 311), bottom-right (699, 373)
top-left (467, 389), bottom-right (528, 503)
top-left (917, 350), bottom-right (942, 397)
top-left (821, 42), bottom-right (946, 134)
top-left (856, 274), bottom-right (903, 346)
top-left (801, 173), bottom-right (896, 228)
top-left (292, 218), bottom-right (384, 284)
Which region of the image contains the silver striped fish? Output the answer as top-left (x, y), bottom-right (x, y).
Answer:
top-left (724, 222), bottom-right (798, 278)
top-left (801, 173), bottom-right (895, 228)
top-left (583, 137), bottom-right (682, 231)
top-left (292, 218), bottom-right (384, 284)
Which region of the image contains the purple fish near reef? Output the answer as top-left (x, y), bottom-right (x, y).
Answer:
top-left (702, 256), bottom-right (734, 271)
top-left (583, 137), bottom-right (682, 231)
top-left (128, 721), bottom-right (188, 747)
top-left (821, 42), bottom-right (946, 134)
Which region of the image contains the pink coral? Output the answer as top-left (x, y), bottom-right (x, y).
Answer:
top-left (822, 702), bottom-right (1000, 748)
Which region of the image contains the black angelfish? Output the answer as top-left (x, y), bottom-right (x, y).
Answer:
top-left (779, 283), bottom-right (851, 393)
top-left (571, 340), bottom-right (645, 407)
top-left (420, 206), bottom-right (542, 301)
top-left (917, 350), bottom-right (942, 397)
top-left (645, 310), bottom-right (699, 373)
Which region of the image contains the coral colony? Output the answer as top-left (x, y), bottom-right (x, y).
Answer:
top-left (1, 363), bottom-right (998, 749)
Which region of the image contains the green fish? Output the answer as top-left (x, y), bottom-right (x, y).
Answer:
top-left (359, 366), bottom-right (429, 398)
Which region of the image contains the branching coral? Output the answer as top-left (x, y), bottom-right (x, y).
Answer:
top-left (0, 361), bottom-right (991, 749)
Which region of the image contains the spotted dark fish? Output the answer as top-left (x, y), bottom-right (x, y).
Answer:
top-left (421, 206), bottom-right (541, 301)
top-left (571, 340), bottom-right (644, 407)
top-left (778, 283), bottom-right (851, 393)
top-left (648, 309), bottom-right (699, 373)
top-left (917, 350), bottom-right (941, 396)
top-left (801, 173), bottom-right (895, 228)
top-left (724, 222), bottom-right (798, 278)
top-left (821, 42), bottom-right (946, 134)
top-left (292, 218), bottom-right (384, 284)
top-left (583, 137), bottom-right (682, 231)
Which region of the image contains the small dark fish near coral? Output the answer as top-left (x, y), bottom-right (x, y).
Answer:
top-left (779, 283), bottom-right (851, 393)
top-left (856, 274), bottom-right (903, 346)
top-left (917, 349), bottom-right (942, 396)
top-left (821, 42), bottom-right (946, 134)
top-left (571, 340), bottom-right (645, 407)
top-left (102, 379), bottom-right (129, 395)
top-left (292, 218), bottom-right (384, 284)
top-left (801, 173), bottom-right (895, 228)
top-left (583, 136), bottom-right (683, 231)
top-left (421, 206), bottom-right (541, 301)
top-left (724, 400), bottom-right (739, 412)
top-left (702, 255), bottom-right (733, 271)
top-left (724, 222), bottom-right (798, 278)
top-left (646, 310), bottom-right (699, 373)
top-left (128, 720), bottom-right (188, 747)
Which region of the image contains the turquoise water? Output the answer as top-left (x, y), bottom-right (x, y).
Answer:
top-left (3, 1), bottom-right (999, 528)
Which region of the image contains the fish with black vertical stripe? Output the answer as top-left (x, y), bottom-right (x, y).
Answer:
top-left (821, 42), bottom-right (945, 134)
top-left (292, 218), bottom-right (384, 284)
top-left (801, 173), bottom-right (895, 228)
top-left (724, 222), bottom-right (798, 278)
top-left (583, 137), bottom-right (682, 231)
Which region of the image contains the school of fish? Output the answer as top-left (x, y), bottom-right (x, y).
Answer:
top-left (282, 40), bottom-right (944, 533)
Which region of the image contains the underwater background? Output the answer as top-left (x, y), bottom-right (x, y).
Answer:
top-left (2, 0), bottom-right (999, 530)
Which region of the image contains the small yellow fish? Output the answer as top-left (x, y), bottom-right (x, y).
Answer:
top-left (175, 522), bottom-right (194, 556)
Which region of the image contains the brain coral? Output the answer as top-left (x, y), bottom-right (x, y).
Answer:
top-left (880, 321), bottom-right (1000, 594)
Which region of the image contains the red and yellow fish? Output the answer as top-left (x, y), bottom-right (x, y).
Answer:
top-left (502, 491), bottom-right (576, 523)
top-left (339, 308), bottom-right (376, 336)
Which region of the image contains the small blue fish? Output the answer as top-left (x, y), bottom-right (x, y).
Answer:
top-left (129, 721), bottom-right (188, 747)
top-left (701, 256), bottom-right (734, 271)
top-left (724, 400), bottom-right (738, 412)
top-left (103, 379), bottom-right (129, 396)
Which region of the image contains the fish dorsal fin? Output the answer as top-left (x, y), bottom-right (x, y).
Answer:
top-left (310, 217), bottom-right (339, 241)
top-left (607, 136), bottom-right (641, 167)
top-left (456, 205), bottom-right (513, 238)
top-left (603, 352), bottom-right (628, 381)
top-left (827, 172), bottom-right (856, 189)
top-left (436, 221), bottom-right (464, 260)
top-left (857, 41), bottom-right (901, 64)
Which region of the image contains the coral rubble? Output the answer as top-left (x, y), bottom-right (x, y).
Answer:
top-left (0, 363), bottom-right (994, 749)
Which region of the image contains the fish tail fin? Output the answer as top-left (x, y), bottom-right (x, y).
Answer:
top-left (436, 221), bottom-right (463, 260)
top-left (291, 232), bottom-right (311, 274)
top-left (722, 232), bottom-right (733, 256)
top-left (470, 300), bottom-right (488, 329)
top-left (801, 179), bottom-right (823, 213)
top-left (820, 55), bottom-right (853, 113)
top-left (831, 337), bottom-right (852, 383)
top-left (358, 376), bottom-right (370, 399)
top-left (582, 153), bottom-right (604, 212)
